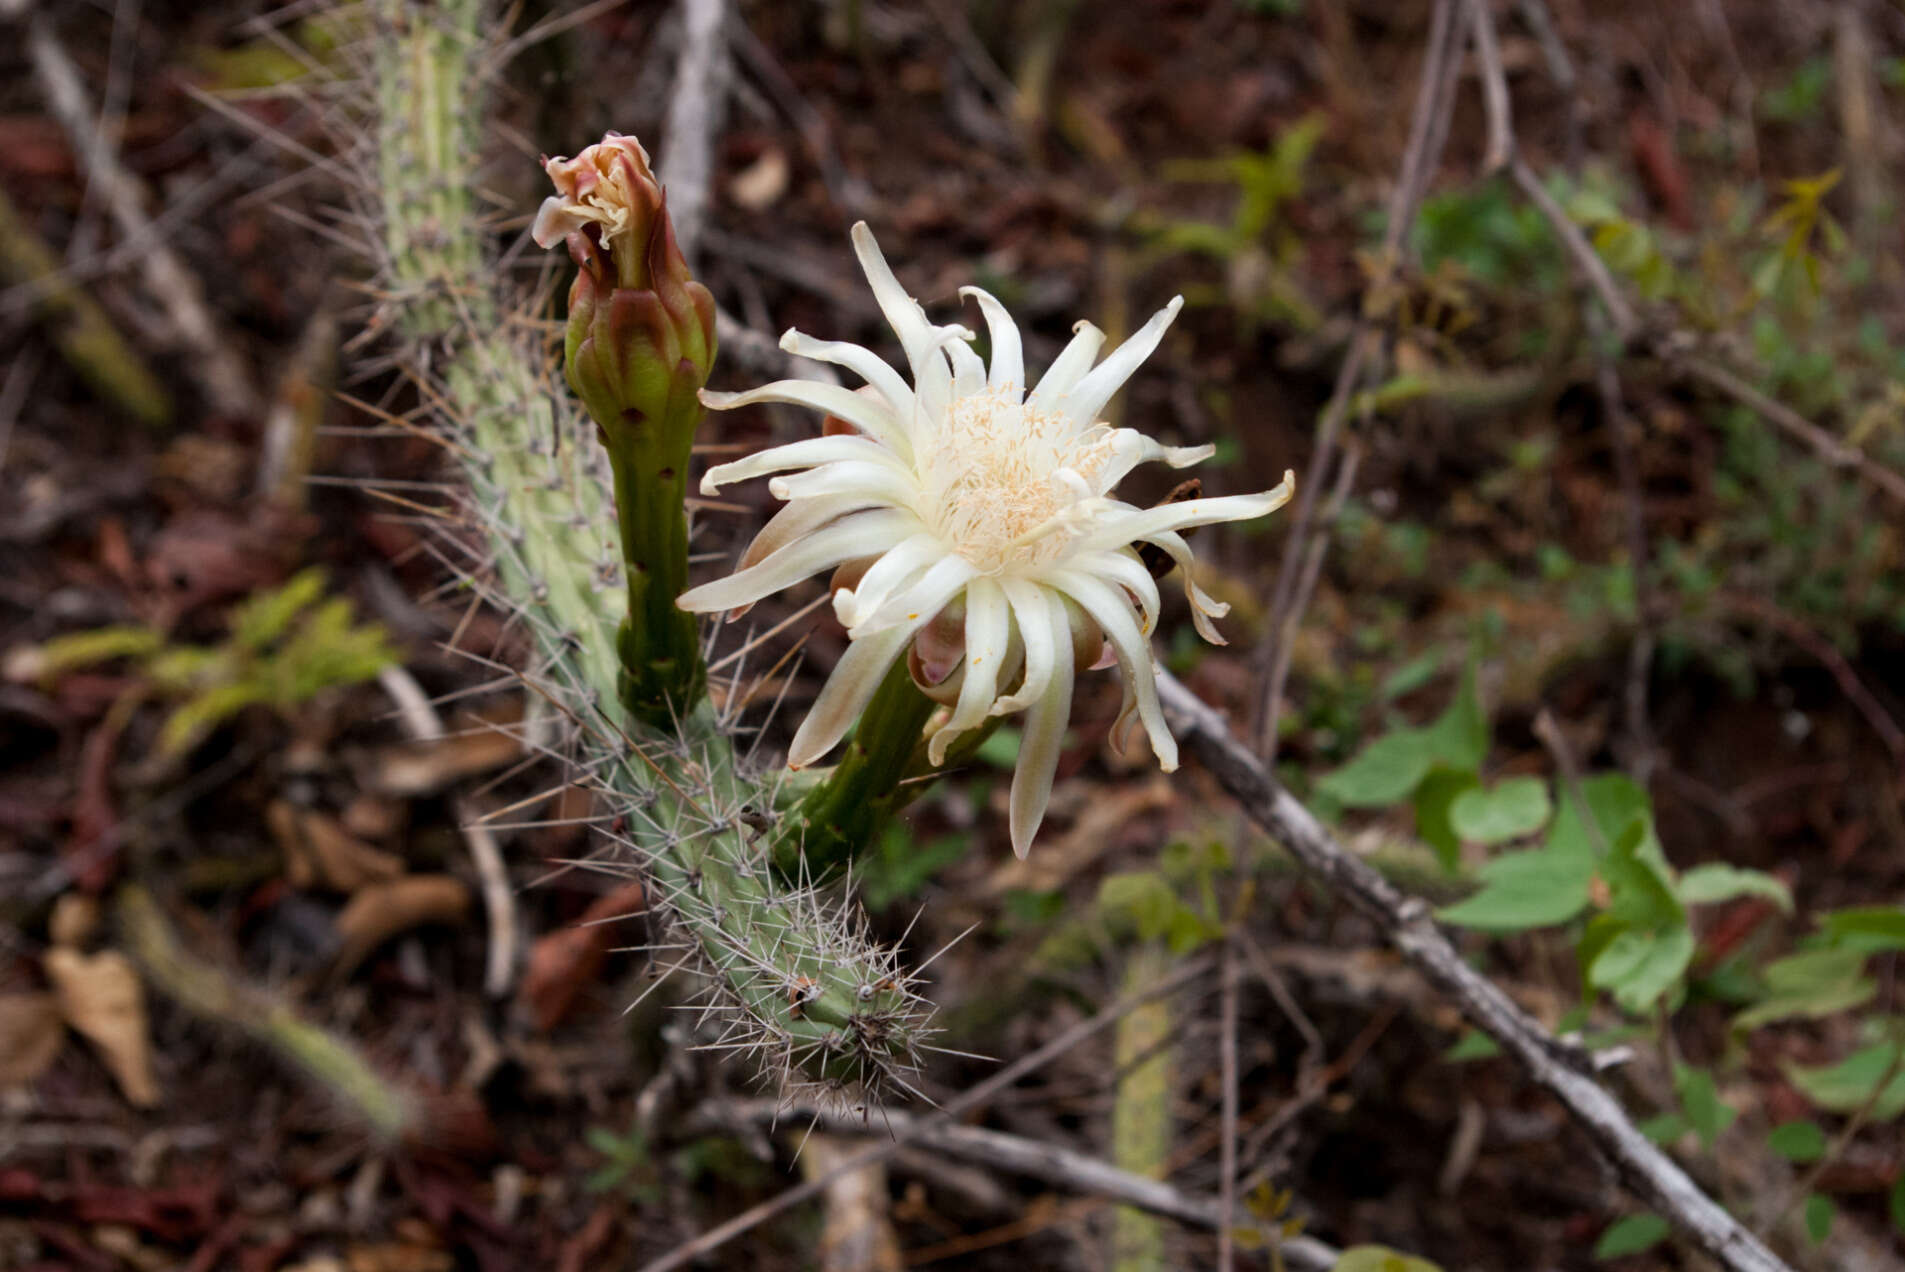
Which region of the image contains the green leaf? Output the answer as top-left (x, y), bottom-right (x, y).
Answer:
top-left (1449, 777), bottom-right (1552, 844)
top-left (1673, 1064), bottom-right (1737, 1150)
top-left (1421, 660), bottom-right (1488, 772)
top-left (232, 567), bottom-right (329, 649)
top-left (1593, 1213), bottom-right (1670, 1259)
top-left (1380, 647), bottom-right (1444, 701)
top-left (1677, 864), bottom-right (1794, 913)
top-left (1766, 1121), bottom-right (1827, 1162)
top-left (1590, 924), bottom-right (1695, 1014)
top-left (1437, 844), bottom-right (1594, 932)
top-left (1097, 872), bottom-right (1181, 944)
top-left (1820, 905), bottom-right (1905, 951)
top-left (1442, 1030), bottom-right (1501, 1062)
top-left (1330, 1247), bottom-right (1442, 1272)
top-left (1734, 947), bottom-right (1876, 1030)
top-left (1601, 822), bottom-right (1684, 931)
top-left (1545, 773), bottom-right (1652, 870)
top-left (1317, 728), bottom-right (1440, 807)
top-left (1803, 1194), bottom-right (1834, 1244)
top-left (976, 727), bottom-right (1022, 769)
top-left (862, 831), bottom-right (968, 909)
top-left (159, 683), bottom-right (269, 755)
top-left (1638, 1112), bottom-right (1690, 1145)
top-left (1319, 663), bottom-right (1489, 809)
top-left (1889, 1172), bottom-right (1904, 1235)
top-left (12, 625), bottom-right (164, 681)
top-left (1414, 768), bottom-right (1479, 872)
top-left (1785, 1041), bottom-right (1905, 1120)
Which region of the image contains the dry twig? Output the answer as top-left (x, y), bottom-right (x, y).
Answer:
top-left (1156, 670), bottom-right (1795, 1272)
top-left (693, 1099), bottom-right (1343, 1271)
top-left (20, 5), bottom-right (260, 419)
top-left (658, 0), bottom-right (729, 266)
top-left (1251, 0), bottom-right (1465, 758)
top-left (378, 666), bottom-right (520, 998)
top-left (638, 956), bottom-right (1214, 1272)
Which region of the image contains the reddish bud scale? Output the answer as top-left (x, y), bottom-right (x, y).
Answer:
top-left (537, 133), bottom-right (719, 727)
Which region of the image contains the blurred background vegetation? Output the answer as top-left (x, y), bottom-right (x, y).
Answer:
top-left (0, 1), bottom-right (1901, 1269)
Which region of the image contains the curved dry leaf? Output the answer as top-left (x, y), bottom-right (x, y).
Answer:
top-left (45, 948), bottom-right (158, 1107)
top-left (268, 800), bottom-right (405, 892)
top-left (0, 994), bottom-right (66, 1089)
top-left (49, 892), bottom-right (101, 949)
top-left (517, 881), bottom-right (648, 1032)
top-left (363, 723), bottom-right (523, 797)
top-left (332, 875), bottom-right (470, 979)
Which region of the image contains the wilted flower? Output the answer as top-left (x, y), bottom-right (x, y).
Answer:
top-left (679, 223), bottom-right (1293, 855)
top-left (533, 132), bottom-right (715, 433)
top-left (534, 131), bottom-right (717, 725)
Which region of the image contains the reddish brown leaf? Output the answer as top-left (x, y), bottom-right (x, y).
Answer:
top-left (556, 1203), bottom-right (622, 1272)
top-left (516, 881), bottom-right (648, 1032)
top-left (0, 995), bottom-right (64, 1089)
top-left (331, 876), bottom-right (470, 979)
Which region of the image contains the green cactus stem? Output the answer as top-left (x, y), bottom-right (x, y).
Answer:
top-left (367, 0), bottom-right (928, 1098)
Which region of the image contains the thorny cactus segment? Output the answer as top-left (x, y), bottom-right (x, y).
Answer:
top-left (770, 656), bottom-right (939, 881)
top-left (369, 1), bottom-right (928, 1101)
top-left (373, 0), bottom-right (488, 343)
top-left (535, 133), bottom-right (717, 729)
top-left (681, 222), bottom-right (1297, 857)
top-left (608, 719), bottom-right (933, 1092)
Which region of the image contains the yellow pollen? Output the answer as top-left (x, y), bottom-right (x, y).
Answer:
top-left (920, 388), bottom-right (1114, 573)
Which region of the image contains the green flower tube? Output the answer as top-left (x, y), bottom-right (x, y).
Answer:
top-left (534, 134), bottom-right (717, 727)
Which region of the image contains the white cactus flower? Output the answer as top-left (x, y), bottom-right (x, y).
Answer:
top-left (679, 223), bottom-right (1294, 856)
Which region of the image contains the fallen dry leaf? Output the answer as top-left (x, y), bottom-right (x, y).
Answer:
top-left (45, 947), bottom-right (158, 1107)
top-left (363, 726), bottom-right (523, 797)
top-left (268, 800), bottom-right (405, 892)
top-left (728, 146), bottom-right (790, 211)
top-left (345, 1244), bottom-right (453, 1272)
top-left (517, 881), bottom-right (648, 1032)
top-left (50, 891), bottom-right (101, 948)
top-left (0, 994), bottom-right (66, 1088)
top-left (556, 1202), bottom-right (622, 1272)
top-left (332, 876), bottom-right (470, 979)
top-left (342, 793), bottom-right (407, 842)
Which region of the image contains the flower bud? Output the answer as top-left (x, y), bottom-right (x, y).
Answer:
top-left (535, 133), bottom-right (717, 433)
top-left (907, 597), bottom-right (967, 698)
top-left (535, 131), bottom-right (718, 728)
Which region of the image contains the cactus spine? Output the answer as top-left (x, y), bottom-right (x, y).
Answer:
top-left (366, 0), bottom-right (930, 1100)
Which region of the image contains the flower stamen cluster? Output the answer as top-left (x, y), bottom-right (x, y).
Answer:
top-left (679, 223), bottom-right (1293, 855)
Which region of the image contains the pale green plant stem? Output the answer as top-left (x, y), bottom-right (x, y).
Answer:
top-left (368, 0), bottom-right (924, 1091)
top-left (120, 885), bottom-right (415, 1141)
top-left (1113, 941), bottom-right (1175, 1272)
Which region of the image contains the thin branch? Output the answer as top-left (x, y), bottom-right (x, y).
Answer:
top-left (1719, 592), bottom-right (1905, 775)
top-left (1677, 354), bottom-right (1905, 508)
top-left (1155, 670), bottom-right (1795, 1272)
top-left (378, 666), bottom-right (521, 998)
top-left (1594, 342), bottom-right (1659, 781)
top-left (1251, 0), bottom-right (1464, 757)
top-left (1466, 0), bottom-right (1514, 172)
top-left (692, 1099), bottom-right (1345, 1272)
top-left (1478, 2), bottom-right (1905, 517)
top-left (637, 956), bottom-right (1214, 1272)
top-left (22, 8), bottom-right (261, 419)
top-left (1260, 442), bottom-right (1363, 756)
top-left (1507, 156), bottom-right (1638, 341)
top-left (658, 0), bottom-right (730, 266)
top-left (713, 307), bottom-right (842, 386)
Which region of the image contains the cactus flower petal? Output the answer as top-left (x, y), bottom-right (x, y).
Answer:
top-left (683, 223), bottom-right (1294, 850)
